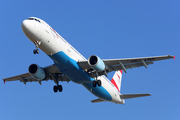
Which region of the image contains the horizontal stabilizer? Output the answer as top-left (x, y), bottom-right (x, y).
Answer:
top-left (91, 98), bottom-right (105, 103)
top-left (120, 93), bottom-right (151, 99)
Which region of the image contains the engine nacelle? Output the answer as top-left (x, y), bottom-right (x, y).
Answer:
top-left (28, 64), bottom-right (46, 80)
top-left (88, 55), bottom-right (105, 72)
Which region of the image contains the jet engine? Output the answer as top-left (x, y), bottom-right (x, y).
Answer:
top-left (28, 64), bottom-right (46, 80)
top-left (88, 55), bottom-right (105, 72)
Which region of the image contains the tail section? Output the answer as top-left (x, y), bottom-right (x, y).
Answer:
top-left (111, 70), bottom-right (122, 92)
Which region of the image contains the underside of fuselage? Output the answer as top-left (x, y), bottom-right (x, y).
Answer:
top-left (49, 51), bottom-right (92, 84)
top-left (49, 51), bottom-right (113, 101)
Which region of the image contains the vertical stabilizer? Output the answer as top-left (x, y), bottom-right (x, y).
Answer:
top-left (111, 70), bottom-right (122, 92)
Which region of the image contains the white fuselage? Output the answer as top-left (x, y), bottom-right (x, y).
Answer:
top-left (21, 17), bottom-right (124, 104)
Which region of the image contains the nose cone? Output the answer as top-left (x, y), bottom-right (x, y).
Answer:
top-left (21, 19), bottom-right (42, 43)
top-left (21, 20), bottom-right (31, 34)
top-left (21, 19), bottom-right (37, 42)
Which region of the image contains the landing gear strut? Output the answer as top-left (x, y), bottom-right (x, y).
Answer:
top-left (33, 41), bottom-right (41, 54)
top-left (51, 73), bottom-right (63, 93)
top-left (92, 72), bottom-right (102, 87)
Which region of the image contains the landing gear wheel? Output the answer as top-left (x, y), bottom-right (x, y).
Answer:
top-left (36, 49), bottom-right (39, 54)
top-left (92, 80), bottom-right (102, 87)
top-left (33, 49), bottom-right (36, 54)
top-left (58, 85), bottom-right (63, 92)
top-left (97, 80), bottom-right (102, 87)
top-left (92, 81), bottom-right (97, 87)
top-left (52, 74), bottom-right (63, 93)
top-left (53, 86), bottom-right (58, 93)
top-left (33, 49), bottom-right (39, 54)
top-left (33, 41), bottom-right (41, 54)
top-left (53, 85), bottom-right (63, 93)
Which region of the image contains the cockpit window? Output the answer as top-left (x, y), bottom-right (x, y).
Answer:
top-left (28, 18), bottom-right (34, 20)
top-left (27, 18), bottom-right (41, 23)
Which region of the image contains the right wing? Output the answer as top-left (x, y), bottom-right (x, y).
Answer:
top-left (3, 64), bottom-right (70, 85)
top-left (78, 55), bottom-right (174, 78)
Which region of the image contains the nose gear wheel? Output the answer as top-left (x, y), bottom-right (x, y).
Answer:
top-left (33, 41), bottom-right (41, 54)
top-left (33, 49), bottom-right (39, 54)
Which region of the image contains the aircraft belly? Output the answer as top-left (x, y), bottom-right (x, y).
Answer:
top-left (41, 39), bottom-right (114, 102)
top-left (49, 51), bottom-right (92, 84)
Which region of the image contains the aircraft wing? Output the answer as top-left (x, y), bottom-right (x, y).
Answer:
top-left (3, 64), bottom-right (70, 85)
top-left (78, 55), bottom-right (174, 78)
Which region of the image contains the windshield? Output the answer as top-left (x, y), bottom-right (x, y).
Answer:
top-left (27, 17), bottom-right (41, 23)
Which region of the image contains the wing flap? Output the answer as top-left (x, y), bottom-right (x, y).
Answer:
top-left (110, 61), bottom-right (153, 71)
top-left (120, 93), bottom-right (151, 99)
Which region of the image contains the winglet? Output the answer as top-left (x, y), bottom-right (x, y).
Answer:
top-left (173, 56), bottom-right (176, 60)
top-left (3, 80), bottom-right (6, 84)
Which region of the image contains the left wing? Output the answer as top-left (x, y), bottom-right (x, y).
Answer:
top-left (78, 55), bottom-right (174, 78)
top-left (3, 64), bottom-right (70, 85)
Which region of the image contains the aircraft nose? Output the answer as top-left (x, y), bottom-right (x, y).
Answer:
top-left (21, 19), bottom-right (42, 43)
top-left (21, 20), bottom-right (31, 34)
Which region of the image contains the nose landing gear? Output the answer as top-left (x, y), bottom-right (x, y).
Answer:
top-left (33, 41), bottom-right (41, 54)
top-left (33, 49), bottom-right (39, 54)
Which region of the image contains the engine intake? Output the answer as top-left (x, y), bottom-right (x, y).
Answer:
top-left (88, 55), bottom-right (105, 72)
top-left (28, 64), bottom-right (46, 80)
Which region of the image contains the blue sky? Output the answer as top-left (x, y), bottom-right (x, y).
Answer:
top-left (0, 0), bottom-right (179, 120)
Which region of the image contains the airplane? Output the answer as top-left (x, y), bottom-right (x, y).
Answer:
top-left (3, 17), bottom-right (175, 104)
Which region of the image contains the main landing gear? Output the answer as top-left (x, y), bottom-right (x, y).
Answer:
top-left (33, 41), bottom-right (41, 54)
top-left (92, 80), bottom-right (102, 87)
top-left (53, 85), bottom-right (63, 93)
top-left (51, 73), bottom-right (63, 93)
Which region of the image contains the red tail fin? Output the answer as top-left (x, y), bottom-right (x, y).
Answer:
top-left (111, 70), bottom-right (122, 92)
